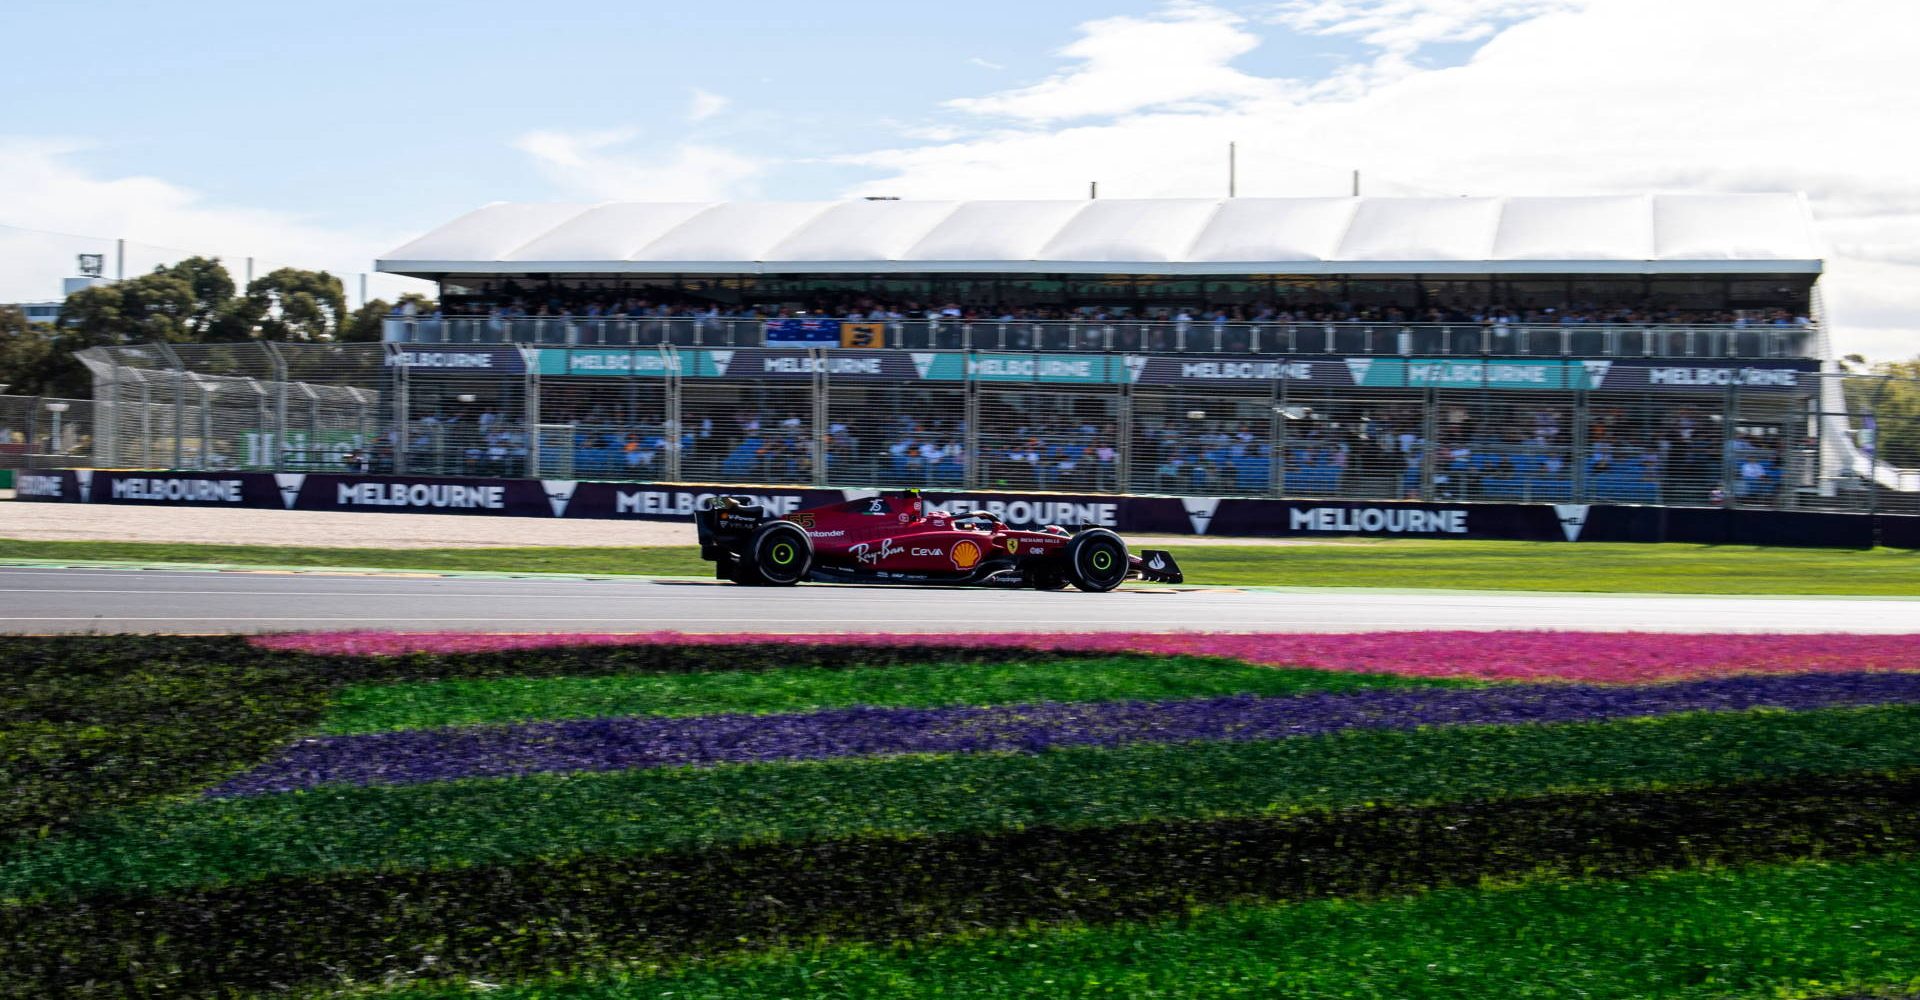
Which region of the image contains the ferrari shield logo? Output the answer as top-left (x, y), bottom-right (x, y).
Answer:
top-left (1006, 538), bottom-right (1019, 554)
top-left (950, 539), bottom-right (983, 570)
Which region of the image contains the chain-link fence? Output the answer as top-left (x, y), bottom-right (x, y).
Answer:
top-left (0, 395), bottom-right (95, 472)
top-left (69, 342), bottom-right (1920, 516)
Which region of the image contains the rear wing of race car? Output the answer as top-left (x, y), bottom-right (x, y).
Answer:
top-left (694, 495), bottom-right (769, 560)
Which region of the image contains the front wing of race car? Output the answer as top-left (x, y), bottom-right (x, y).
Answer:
top-left (1132, 549), bottom-right (1184, 584)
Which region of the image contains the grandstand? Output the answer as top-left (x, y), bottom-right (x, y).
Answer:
top-left (341, 194), bottom-right (1898, 511)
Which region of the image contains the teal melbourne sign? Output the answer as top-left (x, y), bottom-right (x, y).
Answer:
top-left (911, 352), bottom-right (1134, 384)
top-left (534, 349), bottom-right (738, 378)
top-left (1345, 358), bottom-right (1610, 390)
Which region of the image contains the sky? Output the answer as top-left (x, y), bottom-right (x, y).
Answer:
top-left (1, 0), bottom-right (1915, 358)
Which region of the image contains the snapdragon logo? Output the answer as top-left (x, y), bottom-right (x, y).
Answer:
top-left (542, 479), bottom-right (579, 517)
top-left (1553, 504), bottom-right (1592, 542)
top-left (1180, 497), bottom-right (1221, 535)
top-left (274, 474), bottom-right (307, 510)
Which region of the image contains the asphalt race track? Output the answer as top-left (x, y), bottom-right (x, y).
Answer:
top-left (2, 566), bottom-right (1916, 635)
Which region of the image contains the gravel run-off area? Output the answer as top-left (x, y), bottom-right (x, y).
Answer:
top-left (0, 498), bottom-right (1306, 550)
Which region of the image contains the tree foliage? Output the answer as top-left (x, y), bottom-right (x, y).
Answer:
top-left (246, 267), bottom-right (346, 342)
top-left (1865, 358), bottom-right (1920, 468)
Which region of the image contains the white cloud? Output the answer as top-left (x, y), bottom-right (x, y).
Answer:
top-left (0, 137), bottom-right (429, 305)
top-left (967, 57), bottom-right (1006, 70)
top-left (847, 0), bottom-right (1920, 360)
top-left (948, 3), bottom-right (1290, 122)
top-left (511, 127), bottom-right (763, 201)
top-left (687, 88), bottom-right (731, 122)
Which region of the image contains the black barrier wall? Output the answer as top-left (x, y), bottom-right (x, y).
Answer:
top-left (16, 469), bottom-right (1919, 549)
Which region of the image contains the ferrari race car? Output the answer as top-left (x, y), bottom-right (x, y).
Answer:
top-left (695, 489), bottom-right (1182, 591)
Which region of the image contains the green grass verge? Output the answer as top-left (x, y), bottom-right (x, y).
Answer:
top-left (12, 771), bottom-right (1919, 998)
top-left (4, 536), bottom-right (1918, 594)
top-left (321, 655), bottom-right (1459, 734)
top-left (374, 855), bottom-right (1920, 1000)
top-left (12, 704), bottom-right (1920, 902)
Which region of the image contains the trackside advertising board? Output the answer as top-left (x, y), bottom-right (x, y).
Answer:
top-left (17, 470), bottom-right (1915, 549)
top-left (529, 349), bottom-right (1817, 391)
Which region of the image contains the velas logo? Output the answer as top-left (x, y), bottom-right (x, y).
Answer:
top-left (1344, 358), bottom-right (1375, 384)
top-left (74, 469), bottom-right (94, 502)
top-left (708, 350), bottom-right (734, 376)
top-left (273, 473), bottom-right (307, 510)
top-left (1121, 356), bottom-right (1147, 383)
top-left (541, 479), bottom-right (579, 517)
top-left (910, 353), bottom-right (938, 379)
top-left (950, 538), bottom-right (983, 570)
top-left (1580, 360), bottom-right (1613, 389)
top-left (1553, 503), bottom-right (1592, 542)
top-left (1180, 497), bottom-right (1222, 535)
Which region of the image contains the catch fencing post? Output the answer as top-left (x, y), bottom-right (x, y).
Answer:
top-left (1418, 385), bottom-right (1439, 500)
top-left (523, 347), bottom-right (541, 479)
top-left (388, 343), bottom-right (410, 475)
top-left (1571, 388), bottom-right (1590, 502)
top-left (262, 342), bottom-right (291, 473)
top-left (154, 343), bottom-right (188, 470)
top-left (962, 350), bottom-right (981, 490)
top-left (1271, 375), bottom-right (1289, 498)
top-left (664, 345), bottom-right (682, 482)
top-left (812, 348), bottom-right (829, 488)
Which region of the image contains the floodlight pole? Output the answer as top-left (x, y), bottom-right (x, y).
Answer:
top-left (1089, 180), bottom-right (1098, 200)
top-left (1229, 141), bottom-right (1237, 198)
top-left (1352, 170), bottom-right (1360, 197)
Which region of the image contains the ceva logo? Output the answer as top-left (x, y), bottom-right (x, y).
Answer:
top-left (273, 473), bottom-right (307, 510)
top-left (1180, 497), bottom-right (1222, 535)
top-left (1553, 504), bottom-right (1592, 542)
top-left (541, 479), bottom-right (579, 517)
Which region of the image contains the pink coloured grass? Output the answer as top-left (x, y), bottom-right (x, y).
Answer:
top-left (250, 630), bottom-right (1920, 684)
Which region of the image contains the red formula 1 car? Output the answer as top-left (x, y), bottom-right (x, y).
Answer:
top-left (695, 489), bottom-right (1182, 591)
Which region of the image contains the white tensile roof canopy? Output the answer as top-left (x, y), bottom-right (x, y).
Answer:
top-left (376, 194), bottom-right (1822, 277)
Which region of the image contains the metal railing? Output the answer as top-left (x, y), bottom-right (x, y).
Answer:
top-left (383, 316), bottom-right (1821, 361)
top-left (71, 341), bottom-right (1920, 516)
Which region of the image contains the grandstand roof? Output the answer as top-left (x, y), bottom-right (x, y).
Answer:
top-left (376, 194), bottom-right (1822, 277)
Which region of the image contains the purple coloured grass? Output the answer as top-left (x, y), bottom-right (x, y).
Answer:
top-left (210, 670), bottom-right (1920, 798)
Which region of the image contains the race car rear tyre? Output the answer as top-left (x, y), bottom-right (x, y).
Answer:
top-left (1063, 529), bottom-right (1129, 593)
top-left (745, 520), bottom-right (812, 586)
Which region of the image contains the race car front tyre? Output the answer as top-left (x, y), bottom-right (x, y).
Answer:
top-left (1063, 529), bottom-right (1129, 592)
top-left (744, 520), bottom-right (813, 586)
